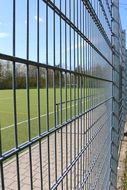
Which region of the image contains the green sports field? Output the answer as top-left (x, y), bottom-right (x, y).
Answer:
top-left (0, 88), bottom-right (103, 153)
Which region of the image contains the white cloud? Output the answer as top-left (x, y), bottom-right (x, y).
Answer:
top-left (24, 16), bottom-right (43, 24)
top-left (34, 16), bottom-right (43, 23)
top-left (62, 41), bottom-right (86, 54)
top-left (0, 32), bottom-right (9, 38)
top-left (0, 22), bottom-right (2, 25)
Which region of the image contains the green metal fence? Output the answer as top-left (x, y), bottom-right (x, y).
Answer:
top-left (0, 0), bottom-right (127, 189)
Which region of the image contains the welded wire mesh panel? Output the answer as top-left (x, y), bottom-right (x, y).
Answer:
top-left (0, 0), bottom-right (126, 190)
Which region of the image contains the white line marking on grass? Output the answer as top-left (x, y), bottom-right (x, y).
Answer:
top-left (0, 110), bottom-right (28, 115)
top-left (0, 97), bottom-right (11, 100)
top-left (1, 99), bottom-right (90, 131)
top-left (1, 111), bottom-right (54, 131)
top-left (1, 103), bottom-right (77, 131)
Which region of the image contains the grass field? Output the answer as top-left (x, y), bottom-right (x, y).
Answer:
top-left (0, 88), bottom-right (105, 153)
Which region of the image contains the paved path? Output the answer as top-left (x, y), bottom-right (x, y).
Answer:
top-left (0, 105), bottom-right (106, 190)
top-left (117, 122), bottom-right (127, 190)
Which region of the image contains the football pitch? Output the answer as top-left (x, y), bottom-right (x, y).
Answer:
top-left (0, 88), bottom-right (100, 153)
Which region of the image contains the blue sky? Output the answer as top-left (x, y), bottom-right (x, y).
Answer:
top-left (0, 0), bottom-right (47, 61)
top-left (119, 0), bottom-right (127, 47)
top-left (0, 0), bottom-right (126, 66)
top-left (0, 0), bottom-right (76, 68)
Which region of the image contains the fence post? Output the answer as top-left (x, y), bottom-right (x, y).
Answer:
top-left (56, 103), bottom-right (60, 132)
top-left (110, 0), bottom-right (120, 189)
top-left (121, 31), bottom-right (127, 132)
top-left (125, 50), bottom-right (127, 118)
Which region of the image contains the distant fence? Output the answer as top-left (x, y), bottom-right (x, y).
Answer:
top-left (0, 0), bottom-right (127, 189)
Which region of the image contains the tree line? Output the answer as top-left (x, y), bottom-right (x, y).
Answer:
top-left (0, 61), bottom-right (109, 89)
